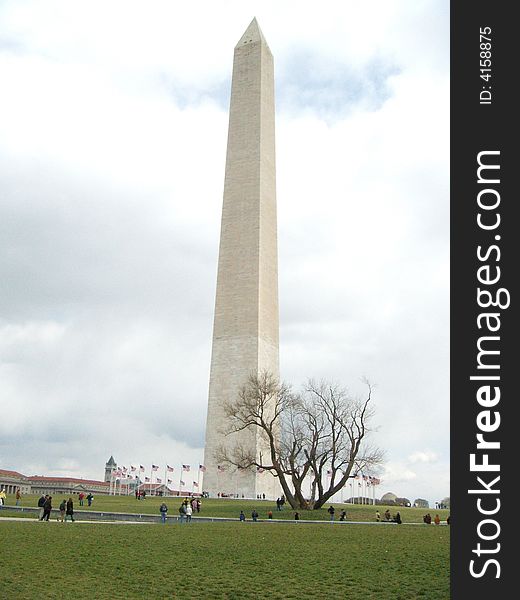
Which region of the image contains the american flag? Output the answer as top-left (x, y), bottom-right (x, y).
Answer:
top-left (145, 477), bottom-right (150, 482)
top-left (199, 464), bottom-right (206, 472)
top-left (182, 464), bottom-right (190, 472)
top-left (152, 464), bottom-right (159, 471)
top-left (217, 465), bottom-right (225, 472)
top-left (193, 481), bottom-right (199, 488)
top-left (180, 480), bottom-right (185, 486)
top-left (166, 465), bottom-right (174, 472)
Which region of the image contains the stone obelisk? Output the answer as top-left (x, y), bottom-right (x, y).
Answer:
top-left (203, 18), bottom-right (279, 499)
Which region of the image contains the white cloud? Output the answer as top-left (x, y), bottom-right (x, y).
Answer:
top-left (409, 451), bottom-right (439, 464)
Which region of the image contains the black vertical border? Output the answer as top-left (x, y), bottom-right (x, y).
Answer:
top-left (451, 2), bottom-right (515, 597)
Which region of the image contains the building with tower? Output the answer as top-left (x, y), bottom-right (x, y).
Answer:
top-left (104, 455), bottom-right (117, 483)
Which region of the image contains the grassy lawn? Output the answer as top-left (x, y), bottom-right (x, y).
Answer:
top-left (2, 493), bottom-right (449, 523)
top-left (0, 520), bottom-right (449, 599)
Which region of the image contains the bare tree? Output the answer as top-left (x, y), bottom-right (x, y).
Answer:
top-left (217, 371), bottom-right (384, 510)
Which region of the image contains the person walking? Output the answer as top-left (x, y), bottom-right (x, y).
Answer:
top-left (0, 488), bottom-right (6, 506)
top-left (185, 502), bottom-right (193, 523)
top-left (267, 510), bottom-right (273, 519)
top-left (65, 497), bottom-right (75, 522)
top-left (393, 512), bottom-right (402, 524)
top-left (251, 509), bottom-right (259, 522)
top-left (41, 496), bottom-right (52, 521)
top-left (239, 510), bottom-right (246, 522)
top-left (86, 493), bottom-right (93, 507)
top-left (327, 505), bottom-right (335, 521)
top-left (37, 495), bottom-right (46, 520)
top-left (434, 514), bottom-right (441, 525)
top-left (58, 499), bottom-right (66, 522)
top-left (294, 512), bottom-right (300, 521)
top-left (78, 492), bottom-right (85, 506)
top-left (159, 502), bottom-right (168, 524)
top-left (15, 488), bottom-right (22, 506)
top-left (178, 502), bottom-right (186, 523)
top-left (375, 511), bottom-right (381, 521)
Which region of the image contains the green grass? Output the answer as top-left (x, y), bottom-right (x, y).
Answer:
top-left (0, 520), bottom-right (449, 599)
top-left (2, 493), bottom-right (449, 523)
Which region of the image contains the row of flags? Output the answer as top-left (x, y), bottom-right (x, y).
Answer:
top-left (140, 478), bottom-right (200, 487)
top-left (112, 464), bottom-right (204, 477)
top-left (111, 464), bottom-right (380, 485)
top-left (325, 471), bottom-right (381, 485)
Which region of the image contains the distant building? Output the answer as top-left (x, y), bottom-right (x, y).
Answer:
top-left (395, 497), bottom-right (411, 507)
top-left (414, 498), bottom-right (430, 508)
top-left (380, 492), bottom-right (398, 505)
top-left (0, 469), bottom-right (31, 495)
top-left (0, 468), bottom-right (109, 496)
top-left (27, 476), bottom-right (109, 496)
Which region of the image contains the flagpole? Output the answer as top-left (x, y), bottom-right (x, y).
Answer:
top-left (179, 466), bottom-right (182, 497)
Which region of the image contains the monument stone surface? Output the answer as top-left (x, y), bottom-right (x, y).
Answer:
top-left (203, 18), bottom-right (279, 499)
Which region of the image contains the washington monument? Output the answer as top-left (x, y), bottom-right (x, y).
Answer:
top-left (203, 18), bottom-right (279, 499)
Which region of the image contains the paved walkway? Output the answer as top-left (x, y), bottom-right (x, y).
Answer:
top-left (0, 505), bottom-right (447, 526)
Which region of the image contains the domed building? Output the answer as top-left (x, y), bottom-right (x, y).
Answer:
top-left (380, 492), bottom-right (397, 505)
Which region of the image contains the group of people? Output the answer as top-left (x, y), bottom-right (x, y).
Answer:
top-left (1, 487), bottom-right (24, 506)
top-left (178, 497), bottom-right (201, 522)
top-left (239, 505), bottom-right (347, 523)
top-left (275, 495), bottom-right (286, 511)
top-left (158, 497), bottom-right (202, 523)
top-left (423, 513), bottom-right (447, 525)
top-left (135, 490), bottom-right (147, 500)
top-left (37, 494), bottom-right (75, 522)
top-left (375, 509), bottom-right (402, 524)
top-left (77, 492), bottom-right (94, 507)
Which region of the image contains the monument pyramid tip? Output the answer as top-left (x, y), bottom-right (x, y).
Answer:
top-left (235, 17), bottom-right (269, 48)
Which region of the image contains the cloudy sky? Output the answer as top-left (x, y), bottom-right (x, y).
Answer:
top-left (0, 0), bottom-right (449, 504)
